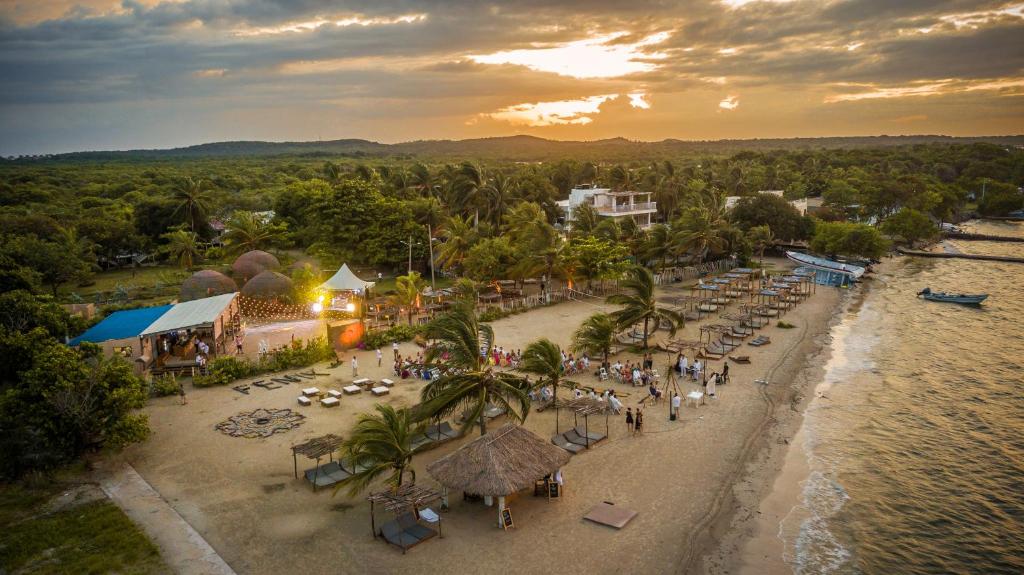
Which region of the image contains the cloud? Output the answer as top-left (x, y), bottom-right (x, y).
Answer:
top-left (719, 95), bottom-right (739, 110)
top-left (479, 94), bottom-right (619, 126)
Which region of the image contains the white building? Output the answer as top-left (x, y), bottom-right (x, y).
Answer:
top-left (557, 185), bottom-right (657, 230)
top-left (725, 190), bottom-right (785, 211)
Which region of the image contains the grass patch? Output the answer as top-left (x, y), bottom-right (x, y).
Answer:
top-left (777, 321), bottom-right (796, 329)
top-left (0, 482), bottom-right (169, 575)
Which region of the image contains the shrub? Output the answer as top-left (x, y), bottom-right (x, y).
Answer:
top-left (150, 373), bottom-right (180, 397)
top-left (194, 356), bottom-right (257, 387)
top-left (362, 324), bottom-right (424, 350)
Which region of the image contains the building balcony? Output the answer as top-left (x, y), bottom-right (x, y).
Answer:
top-left (596, 201), bottom-right (657, 215)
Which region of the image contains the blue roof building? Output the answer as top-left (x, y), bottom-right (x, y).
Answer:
top-left (69, 305), bottom-right (173, 346)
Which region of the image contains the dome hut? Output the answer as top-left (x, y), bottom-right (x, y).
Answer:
top-left (231, 250), bottom-right (281, 283)
top-left (179, 270), bottom-right (237, 302)
top-left (241, 270), bottom-right (294, 301)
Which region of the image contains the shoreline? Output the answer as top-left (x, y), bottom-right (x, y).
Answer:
top-left (692, 278), bottom-right (867, 575)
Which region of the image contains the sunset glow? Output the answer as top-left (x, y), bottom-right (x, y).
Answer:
top-left (469, 32), bottom-right (670, 79)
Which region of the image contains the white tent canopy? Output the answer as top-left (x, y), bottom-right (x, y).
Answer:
top-left (142, 292), bottom-right (238, 336)
top-left (319, 264), bottom-right (375, 293)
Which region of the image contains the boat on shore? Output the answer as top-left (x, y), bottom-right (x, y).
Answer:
top-left (785, 251), bottom-right (865, 287)
top-left (916, 287), bottom-right (988, 305)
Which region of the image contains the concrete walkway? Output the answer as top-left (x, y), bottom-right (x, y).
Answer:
top-left (100, 463), bottom-right (237, 575)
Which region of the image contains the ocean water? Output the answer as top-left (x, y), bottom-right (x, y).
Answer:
top-left (779, 221), bottom-right (1024, 574)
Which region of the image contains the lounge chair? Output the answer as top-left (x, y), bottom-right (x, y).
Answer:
top-left (749, 336), bottom-right (772, 347)
top-left (410, 433), bottom-right (438, 451)
top-left (551, 434), bottom-right (585, 454)
top-left (731, 325), bottom-right (754, 337)
top-left (729, 355), bottom-right (752, 364)
top-left (574, 426), bottom-right (606, 443)
top-left (397, 512), bottom-right (438, 543)
top-left (482, 405), bottom-right (506, 419)
top-left (304, 461), bottom-right (350, 489)
top-left (701, 343), bottom-right (729, 358)
top-left (379, 520), bottom-right (422, 554)
top-left (563, 429), bottom-right (593, 447)
top-left (436, 421), bottom-right (459, 440)
top-left (340, 457), bottom-right (372, 475)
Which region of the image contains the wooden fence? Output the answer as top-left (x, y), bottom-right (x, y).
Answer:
top-left (652, 257), bottom-right (739, 286)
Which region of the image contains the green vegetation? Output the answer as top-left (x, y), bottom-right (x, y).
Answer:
top-left (192, 337), bottom-right (335, 387)
top-left (0, 481), bottom-right (168, 575)
top-left (334, 404), bottom-right (424, 497)
top-left (880, 208), bottom-right (939, 246)
top-left (810, 222), bottom-right (891, 260)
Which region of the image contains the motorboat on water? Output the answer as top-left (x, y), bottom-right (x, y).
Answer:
top-left (916, 287), bottom-right (988, 305)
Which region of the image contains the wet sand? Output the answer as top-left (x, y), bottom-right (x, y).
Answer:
top-left (117, 261), bottom-right (842, 575)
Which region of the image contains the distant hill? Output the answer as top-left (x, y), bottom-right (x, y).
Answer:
top-left (15, 134), bottom-right (1024, 163)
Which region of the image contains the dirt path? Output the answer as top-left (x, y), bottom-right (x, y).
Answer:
top-left (99, 463), bottom-right (237, 575)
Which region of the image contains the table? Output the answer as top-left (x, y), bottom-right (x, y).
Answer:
top-left (352, 378), bottom-right (370, 386)
top-left (297, 396), bottom-right (312, 406)
top-left (380, 378), bottom-right (395, 387)
top-left (327, 389), bottom-right (342, 398)
top-left (321, 397), bottom-right (340, 408)
top-left (342, 385), bottom-right (362, 395)
top-left (301, 387), bottom-right (320, 397)
top-left (371, 386), bottom-right (390, 396)
top-left (686, 391), bottom-right (704, 407)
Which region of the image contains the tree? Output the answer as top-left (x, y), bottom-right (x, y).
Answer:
top-left (3, 232), bottom-right (93, 297)
top-left (571, 312), bottom-right (618, 364)
top-left (222, 211), bottom-right (288, 254)
top-left (390, 271), bottom-right (426, 325)
top-left (880, 208), bottom-right (937, 245)
top-left (462, 237), bottom-right (516, 282)
top-left (673, 206), bottom-right (732, 264)
top-left (606, 265), bottom-right (684, 351)
top-left (0, 290), bottom-right (85, 339)
top-left (436, 215), bottom-right (477, 272)
top-left (518, 338), bottom-right (576, 433)
top-left (729, 194), bottom-right (814, 241)
top-left (160, 228), bottom-right (202, 269)
top-left (172, 177), bottom-right (212, 234)
top-left (641, 224), bottom-right (674, 271)
top-left (566, 236), bottom-right (630, 290)
top-left (569, 203), bottom-right (601, 238)
top-left (810, 222), bottom-right (890, 259)
top-left (420, 305), bottom-right (531, 436)
top-left (0, 329), bottom-right (149, 478)
top-left (747, 225), bottom-right (774, 266)
top-left (335, 404), bottom-right (424, 496)
top-left (977, 180), bottom-right (1023, 216)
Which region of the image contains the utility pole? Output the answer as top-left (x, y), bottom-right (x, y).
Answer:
top-left (407, 234), bottom-right (413, 274)
top-left (427, 224), bottom-right (436, 292)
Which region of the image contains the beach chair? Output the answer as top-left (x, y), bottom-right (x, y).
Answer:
top-left (574, 426), bottom-right (606, 444)
top-left (563, 429), bottom-right (593, 448)
top-left (436, 421), bottom-right (460, 440)
top-left (303, 461), bottom-right (350, 490)
top-left (379, 519), bottom-right (422, 554)
top-left (397, 512), bottom-right (438, 544)
top-left (551, 434), bottom-right (586, 454)
top-left (749, 336), bottom-right (772, 347)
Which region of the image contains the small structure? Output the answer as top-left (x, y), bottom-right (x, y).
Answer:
top-left (180, 270), bottom-right (237, 301)
top-left (231, 250), bottom-right (281, 283)
top-left (141, 292), bottom-right (241, 370)
top-left (291, 434), bottom-right (345, 491)
top-left (318, 263), bottom-right (375, 312)
top-left (367, 485), bottom-right (443, 553)
top-left (427, 424), bottom-right (571, 528)
top-left (557, 184), bottom-right (657, 230)
top-left (68, 304), bottom-right (173, 373)
top-left (241, 270), bottom-right (294, 300)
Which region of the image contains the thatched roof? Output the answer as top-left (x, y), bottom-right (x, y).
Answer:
top-left (241, 270), bottom-right (294, 299)
top-left (426, 424), bottom-right (571, 497)
top-left (231, 250), bottom-right (281, 282)
top-left (179, 270), bottom-right (237, 302)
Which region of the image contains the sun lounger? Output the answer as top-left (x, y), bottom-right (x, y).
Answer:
top-left (551, 434), bottom-right (586, 454)
top-left (371, 386), bottom-right (390, 396)
top-left (297, 396), bottom-right (312, 406)
top-left (482, 406), bottom-right (506, 419)
top-left (701, 343), bottom-right (729, 358)
top-left (340, 457), bottom-right (372, 475)
top-left (749, 336), bottom-right (771, 347)
top-left (563, 429), bottom-right (593, 447)
top-left (731, 325), bottom-right (754, 337)
top-left (321, 397), bottom-right (340, 407)
top-left (343, 385), bottom-right (362, 395)
top-left (397, 512), bottom-right (438, 543)
top-left (729, 355), bottom-right (751, 364)
top-left (283, 375), bottom-right (302, 383)
top-left (379, 520), bottom-right (422, 554)
top-left (304, 461), bottom-right (350, 490)
top-left (574, 426), bottom-right (606, 443)
top-left (410, 433), bottom-right (438, 450)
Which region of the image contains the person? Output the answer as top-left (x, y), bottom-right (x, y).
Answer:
top-left (608, 392), bottom-right (623, 414)
top-left (706, 372), bottom-right (718, 398)
top-left (625, 407), bottom-right (634, 433)
top-left (634, 409), bottom-right (644, 435)
top-left (679, 354), bottom-right (689, 376)
top-left (393, 341), bottom-right (400, 361)
top-left (672, 392), bottom-right (682, 419)
top-left (178, 380), bottom-right (187, 405)
top-left (378, 271), bottom-right (384, 281)
top-left (648, 383), bottom-right (662, 403)
top-left (376, 347), bottom-right (383, 367)
top-left (722, 363), bottom-right (730, 385)
top-left (632, 366), bottom-right (642, 386)
top-left (351, 355), bottom-right (359, 377)
top-left (234, 334), bottom-right (243, 355)
top-left (693, 359), bottom-right (703, 382)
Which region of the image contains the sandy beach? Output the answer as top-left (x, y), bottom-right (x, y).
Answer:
top-left (110, 260), bottom-right (842, 575)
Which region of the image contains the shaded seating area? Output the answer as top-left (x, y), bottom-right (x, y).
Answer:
top-left (410, 421), bottom-right (460, 451)
top-left (427, 424), bottom-right (571, 529)
top-left (291, 434), bottom-right (346, 492)
top-left (550, 397), bottom-right (609, 453)
top-left (367, 485), bottom-right (443, 554)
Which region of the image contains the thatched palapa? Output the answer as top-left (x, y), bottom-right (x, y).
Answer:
top-left (426, 424), bottom-right (570, 497)
top-left (179, 270), bottom-right (237, 301)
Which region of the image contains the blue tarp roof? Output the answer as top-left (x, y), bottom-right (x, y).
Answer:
top-left (69, 305), bottom-right (173, 346)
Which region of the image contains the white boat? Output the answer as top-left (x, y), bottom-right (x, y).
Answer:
top-left (786, 251), bottom-right (865, 287)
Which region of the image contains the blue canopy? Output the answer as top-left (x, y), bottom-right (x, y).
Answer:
top-left (69, 305), bottom-right (173, 346)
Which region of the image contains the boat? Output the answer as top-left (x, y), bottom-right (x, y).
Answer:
top-left (785, 251), bottom-right (865, 287)
top-left (916, 287), bottom-right (988, 305)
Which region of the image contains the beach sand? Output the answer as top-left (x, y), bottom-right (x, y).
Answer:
top-left (112, 260), bottom-right (841, 575)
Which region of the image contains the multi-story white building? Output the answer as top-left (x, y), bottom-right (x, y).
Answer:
top-left (557, 185), bottom-right (657, 230)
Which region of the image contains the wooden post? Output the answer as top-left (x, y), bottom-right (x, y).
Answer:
top-left (497, 496), bottom-right (505, 528)
top-left (370, 500), bottom-right (376, 538)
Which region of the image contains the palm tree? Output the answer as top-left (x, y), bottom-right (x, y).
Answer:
top-left (334, 404), bottom-right (424, 496)
top-left (572, 313), bottom-right (618, 364)
top-left (420, 305), bottom-right (531, 436)
top-left (608, 165), bottom-right (634, 191)
top-left (570, 203), bottom-right (601, 238)
top-left (436, 215), bottom-right (476, 272)
top-left (390, 271), bottom-right (425, 325)
top-left (642, 224), bottom-right (675, 271)
top-left (172, 177), bottom-right (211, 233)
top-left (160, 228), bottom-right (201, 269)
top-left (456, 162), bottom-right (488, 226)
top-left (322, 162), bottom-right (345, 186)
top-left (606, 265), bottom-right (685, 351)
top-left (518, 338), bottom-right (576, 434)
top-left (747, 225), bottom-right (774, 266)
top-left (222, 211), bottom-right (287, 254)
top-left (485, 172), bottom-right (519, 226)
top-left (673, 206), bottom-right (732, 264)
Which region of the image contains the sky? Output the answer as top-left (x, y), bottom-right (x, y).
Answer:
top-left (0, 0), bottom-right (1022, 155)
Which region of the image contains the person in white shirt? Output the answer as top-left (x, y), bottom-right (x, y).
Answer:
top-left (693, 360), bottom-right (703, 381)
top-left (679, 354), bottom-right (689, 375)
top-left (392, 341), bottom-right (400, 361)
top-left (351, 356), bottom-right (359, 377)
top-left (706, 372), bottom-right (718, 398)
top-left (376, 348), bottom-right (382, 367)
top-left (672, 392), bottom-right (682, 418)
top-left (608, 393), bottom-right (623, 414)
